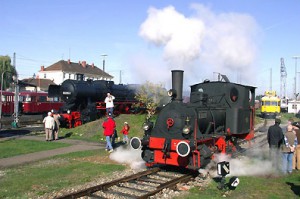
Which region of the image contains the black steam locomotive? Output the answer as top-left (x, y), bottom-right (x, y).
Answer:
top-left (48, 74), bottom-right (140, 126)
top-left (131, 70), bottom-right (256, 170)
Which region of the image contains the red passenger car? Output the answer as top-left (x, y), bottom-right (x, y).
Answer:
top-left (19, 91), bottom-right (64, 114)
top-left (0, 91), bottom-right (14, 116)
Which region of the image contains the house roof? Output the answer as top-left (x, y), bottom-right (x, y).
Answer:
top-left (21, 78), bottom-right (57, 91)
top-left (41, 60), bottom-right (113, 79)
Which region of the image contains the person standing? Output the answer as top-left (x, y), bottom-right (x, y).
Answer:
top-left (292, 122), bottom-right (300, 170)
top-left (53, 112), bottom-right (61, 140)
top-left (267, 118), bottom-right (284, 169)
top-left (104, 92), bottom-right (115, 115)
top-left (282, 124), bottom-right (298, 174)
top-left (102, 112), bottom-right (116, 153)
top-left (43, 112), bottom-right (55, 141)
top-left (286, 118), bottom-right (294, 132)
top-left (120, 122), bottom-right (130, 144)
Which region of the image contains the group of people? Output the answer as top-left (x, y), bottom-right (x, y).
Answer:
top-left (43, 110), bottom-right (61, 141)
top-left (102, 112), bottom-right (130, 153)
top-left (267, 118), bottom-right (300, 174)
top-left (102, 92), bottom-right (130, 153)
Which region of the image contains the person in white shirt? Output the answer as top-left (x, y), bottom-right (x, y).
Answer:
top-left (104, 92), bottom-right (115, 115)
top-left (43, 112), bottom-right (55, 141)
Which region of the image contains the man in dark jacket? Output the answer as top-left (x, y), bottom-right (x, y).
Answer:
top-left (267, 118), bottom-right (284, 170)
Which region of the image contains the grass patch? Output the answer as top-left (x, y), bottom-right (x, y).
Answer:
top-left (279, 113), bottom-right (298, 123)
top-left (0, 149), bottom-right (126, 198)
top-left (59, 113), bottom-right (149, 142)
top-left (184, 172), bottom-right (300, 199)
top-left (0, 139), bottom-right (71, 158)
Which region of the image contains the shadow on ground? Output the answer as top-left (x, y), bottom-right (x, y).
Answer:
top-left (286, 182), bottom-right (300, 197)
top-left (0, 129), bottom-right (31, 138)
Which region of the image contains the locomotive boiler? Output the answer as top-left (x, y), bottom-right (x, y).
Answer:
top-left (48, 76), bottom-right (139, 126)
top-left (131, 70), bottom-right (256, 170)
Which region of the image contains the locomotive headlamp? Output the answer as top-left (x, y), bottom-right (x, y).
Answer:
top-left (182, 126), bottom-right (191, 134)
top-left (143, 122), bottom-right (153, 131)
top-left (167, 89), bottom-right (177, 98)
top-left (182, 116), bottom-right (191, 134)
top-left (143, 123), bottom-right (150, 131)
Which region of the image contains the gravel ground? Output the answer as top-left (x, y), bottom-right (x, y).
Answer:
top-left (40, 168), bottom-right (213, 199)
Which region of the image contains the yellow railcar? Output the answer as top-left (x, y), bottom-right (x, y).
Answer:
top-left (261, 91), bottom-right (280, 118)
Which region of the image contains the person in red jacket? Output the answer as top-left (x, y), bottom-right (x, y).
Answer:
top-left (102, 113), bottom-right (116, 153)
top-left (120, 122), bottom-right (130, 144)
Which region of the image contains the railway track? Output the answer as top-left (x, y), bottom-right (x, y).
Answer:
top-left (232, 131), bottom-right (268, 158)
top-left (0, 114), bottom-right (44, 129)
top-left (53, 132), bottom-right (267, 199)
top-left (54, 167), bottom-right (197, 199)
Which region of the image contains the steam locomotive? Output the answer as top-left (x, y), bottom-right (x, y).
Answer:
top-left (131, 70), bottom-right (256, 170)
top-left (48, 75), bottom-right (141, 127)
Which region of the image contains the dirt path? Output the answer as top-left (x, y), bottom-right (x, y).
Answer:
top-left (0, 134), bottom-right (105, 168)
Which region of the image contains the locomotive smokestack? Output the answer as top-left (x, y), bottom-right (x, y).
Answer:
top-left (172, 70), bottom-right (184, 101)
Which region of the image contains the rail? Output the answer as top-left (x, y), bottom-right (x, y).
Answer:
top-left (54, 167), bottom-right (197, 199)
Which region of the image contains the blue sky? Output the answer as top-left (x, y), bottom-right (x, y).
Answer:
top-left (1, 0), bottom-right (299, 97)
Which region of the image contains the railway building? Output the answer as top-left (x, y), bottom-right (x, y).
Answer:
top-left (20, 78), bottom-right (57, 92)
top-left (36, 59), bottom-right (114, 85)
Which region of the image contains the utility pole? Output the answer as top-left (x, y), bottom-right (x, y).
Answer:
top-left (13, 52), bottom-right (19, 128)
top-left (13, 52), bottom-right (16, 68)
top-left (280, 58), bottom-right (287, 99)
top-left (292, 56), bottom-right (300, 115)
top-left (292, 56), bottom-right (300, 99)
top-left (269, 68), bottom-right (272, 91)
top-left (101, 54), bottom-right (107, 72)
top-left (119, 70), bottom-right (122, 84)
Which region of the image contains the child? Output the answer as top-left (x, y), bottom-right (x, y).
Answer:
top-left (120, 122), bottom-right (130, 144)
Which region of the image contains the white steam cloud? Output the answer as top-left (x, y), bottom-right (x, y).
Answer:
top-left (139, 6), bottom-right (205, 64)
top-left (109, 146), bottom-right (146, 170)
top-left (205, 146), bottom-right (280, 178)
top-left (137, 4), bottom-right (261, 86)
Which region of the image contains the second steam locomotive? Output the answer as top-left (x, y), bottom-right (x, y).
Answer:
top-left (48, 74), bottom-right (141, 127)
top-left (131, 70), bottom-right (256, 170)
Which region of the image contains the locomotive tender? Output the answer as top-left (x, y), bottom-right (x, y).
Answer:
top-left (131, 70), bottom-right (256, 170)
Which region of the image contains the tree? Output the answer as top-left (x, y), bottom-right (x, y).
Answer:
top-left (135, 81), bottom-right (168, 119)
top-left (0, 56), bottom-right (17, 90)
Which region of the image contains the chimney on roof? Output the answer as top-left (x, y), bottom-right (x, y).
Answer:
top-left (91, 63), bottom-right (94, 68)
top-left (67, 59), bottom-right (71, 64)
top-left (82, 61), bottom-right (87, 68)
top-left (41, 66), bottom-right (44, 71)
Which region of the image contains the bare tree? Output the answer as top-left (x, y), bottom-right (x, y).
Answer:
top-left (135, 81), bottom-right (168, 119)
